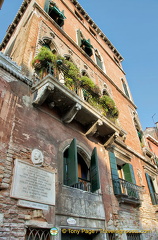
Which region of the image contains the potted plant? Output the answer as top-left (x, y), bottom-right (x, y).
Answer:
top-left (32, 47), bottom-right (57, 67)
top-left (32, 47), bottom-right (58, 78)
top-left (63, 60), bottom-right (80, 90)
top-left (99, 95), bottom-right (119, 119)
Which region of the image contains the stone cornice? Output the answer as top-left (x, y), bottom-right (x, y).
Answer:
top-left (0, 52), bottom-right (32, 85)
top-left (146, 134), bottom-right (158, 147)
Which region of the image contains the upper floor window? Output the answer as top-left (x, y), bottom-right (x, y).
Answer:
top-left (145, 173), bottom-right (158, 205)
top-left (133, 114), bottom-right (144, 146)
top-left (77, 29), bottom-right (93, 57)
top-left (75, 10), bottom-right (84, 22)
top-left (121, 78), bottom-right (130, 98)
top-left (89, 27), bottom-right (97, 38)
top-left (63, 138), bottom-right (100, 193)
top-left (44, 0), bottom-right (66, 27)
top-left (109, 151), bottom-right (141, 201)
top-left (95, 49), bottom-right (104, 70)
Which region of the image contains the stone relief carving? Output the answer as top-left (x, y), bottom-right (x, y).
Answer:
top-left (31, 149), bottom-right (44, 166)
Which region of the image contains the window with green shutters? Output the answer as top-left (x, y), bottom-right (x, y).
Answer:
top-left (77, 30), bottom-right (93, 57)
top-left (109, 151), bottom-right (139, 199)
top-left (63, 138), bottom-right (100, 193)
top-left (44, 0), bottom-right (66, 27)
top-left (145, 173), bottom-right (158, 205)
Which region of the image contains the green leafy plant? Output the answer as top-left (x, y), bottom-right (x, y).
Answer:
top-left (63, 60), bottom-right (80, 89)
top-left (65, 60), bottom-right (80, 80)
top-left (32, 47), bottom-right (57, 67)
top-left (99, 95), bottom-right (119, 119)
top-left (32, 49), bottom-right (118, 120)
top-left (80, 76), bottom-right (101, 97)
top-left (80, 76), bottom-right (96, 89)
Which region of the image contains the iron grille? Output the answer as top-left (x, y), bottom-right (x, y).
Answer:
top-left (73, 177), bottom-right (91, 191)
top-left (25, 228), bottom-right (50, 240)
top-left (107, 233), bottom-right (115, 240)
top-left (127, 233), bottom-right (141, 240)
top-left (113, 178), bottom-right (142, 199)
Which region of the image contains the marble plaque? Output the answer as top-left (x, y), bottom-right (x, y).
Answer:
top-left (18, 199), bottom-right (49, 210)
top-left (11, 159), bottom-right (55, 205)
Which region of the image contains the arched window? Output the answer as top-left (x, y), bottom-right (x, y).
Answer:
top-left (121, 78), bottom-right (130, 98)
top-left (44, 0), bottom-right (66, 27)
top-left (77, 29), bottom-right (93, 57)
top-left (95, 49), bottom-right (104, 70)
top-left (63, 138), bottom-right (100, 193)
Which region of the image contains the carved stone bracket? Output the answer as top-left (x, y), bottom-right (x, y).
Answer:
top-left (32, 82), bottom-right (54, 107)
top-left (104, 132), bottom-right (119, 148)
top-left (85, 119), bottom-right (103, 137)
top-left (62, 103), bottom-right (82, 123)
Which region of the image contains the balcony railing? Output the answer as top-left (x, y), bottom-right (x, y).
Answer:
top-left (72, 178), bottom-right (91, 192)
top-left (113, 178), bottom-right (143, 204)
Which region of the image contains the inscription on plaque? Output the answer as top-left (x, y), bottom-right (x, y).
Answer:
top-left (18, 200), bottom-right (49, 210)
top-left (11, 159), bottom-right (55, 205)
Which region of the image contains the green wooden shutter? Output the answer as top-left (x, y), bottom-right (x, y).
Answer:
top-left (67, 138), bottom-right (78, 186)
top-left (123, 163), bottom-right (138, 198)
top-left (123, 163), bottom-right (136, 184)
top-left (145, 173), bottom-right (156, 205)
top-left (44, 0), bottom-right (50, 13)
top-left (90, 147), bottom-right (100, 193)
top-left (77, 29), bottom-right (82, 47)
top-left (109, 152), bottom-right (121, 195)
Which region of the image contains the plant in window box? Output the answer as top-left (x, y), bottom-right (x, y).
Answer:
top-left (80, 76), bottom-right (100, 93)
top-left (32, 47), bottom-right (57, 78)
top-left (63, 60), bottom-right (80, 90)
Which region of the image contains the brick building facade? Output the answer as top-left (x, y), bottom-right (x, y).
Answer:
top-left (0, 0), bottom-right (158, 239)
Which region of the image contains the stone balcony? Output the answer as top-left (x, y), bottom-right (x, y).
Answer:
top-left (31, 74), bottom-right (125, 146)
top-left (113, 178), bottom-right (143, 206)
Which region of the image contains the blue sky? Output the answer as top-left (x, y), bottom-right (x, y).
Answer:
top-left (0, 0), bottom-right (158, 130)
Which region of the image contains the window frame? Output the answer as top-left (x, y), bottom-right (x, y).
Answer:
top-left (95, 49), bottom-right (104, 71)
top-left (63, 138), bottom-right (100, 193)
top-left (44, 0), bottom-right (66, 27)
top-left (76, 29), bottom-right (93, 57)
top-left (121, 78), bottom-right (130, 98)
top-left (109, 151), bottom-right (140, 200)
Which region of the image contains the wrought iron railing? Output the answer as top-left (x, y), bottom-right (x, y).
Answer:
top-left (73, 177), bottom-right (91, 192)
top-left (113, 178), bottom-right (142, 200)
